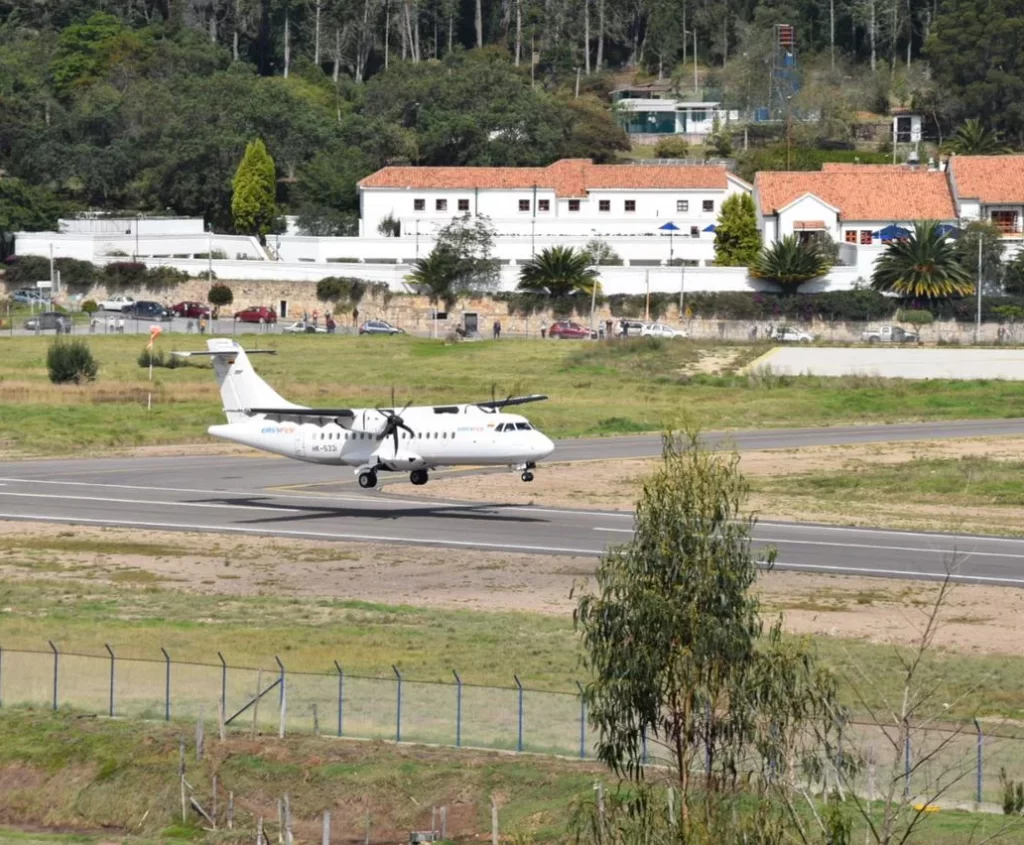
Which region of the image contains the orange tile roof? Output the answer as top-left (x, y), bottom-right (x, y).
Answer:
top-left (755, 170), bottom-right (956, 221)
top-left (949, 155), bottom-right (1024, 203)
top-left (359, 159), bottom-right (731, 198)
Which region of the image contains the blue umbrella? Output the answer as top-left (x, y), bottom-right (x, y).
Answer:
top-left (872, 224), bottom-right (910, 241)
top-left (703, 224), bottom-right (716, 232)
top-left (660, 222), bottom-right (680, 263)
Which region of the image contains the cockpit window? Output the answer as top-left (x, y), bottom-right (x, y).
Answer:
top-left (515, 423), bottom-right (532, 431)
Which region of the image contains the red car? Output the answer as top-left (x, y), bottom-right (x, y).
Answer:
top-left (171, 301), bottom-right (210, 318)
top-left (234, 306), bottom-right (277, 324)
top-left (548, 320), bottom-right (597, 339)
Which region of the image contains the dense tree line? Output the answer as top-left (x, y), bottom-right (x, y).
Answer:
top-left (2, 0), bottom-right (1023, 251)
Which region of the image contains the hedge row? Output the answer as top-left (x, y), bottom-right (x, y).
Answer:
top-left (2, 255), bottom-right (191, 292)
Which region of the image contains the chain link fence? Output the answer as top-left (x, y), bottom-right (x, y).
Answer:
top-left (3, 645), bottom-right (1023, 806)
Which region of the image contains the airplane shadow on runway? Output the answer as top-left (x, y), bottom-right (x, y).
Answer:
top-left (188, 496), bottom-right (548, 526)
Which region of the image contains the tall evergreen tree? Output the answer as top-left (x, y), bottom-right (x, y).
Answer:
top-left (231, 138), bottom-right (278, 240)
top-left (713, 193), bottom-right (761, 266)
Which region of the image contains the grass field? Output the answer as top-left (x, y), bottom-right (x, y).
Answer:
top-left (0, 710), bottom-right (1020, 844)
top-left (3, 544), bottom-right (1024, 723)
top-left (2, 334), bottom-right (1024, 455)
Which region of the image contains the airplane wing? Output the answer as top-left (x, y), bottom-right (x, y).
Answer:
top-left (476, 394), bottom-right (549, 410)
top-left (245, 407), bottom-right (355, 418)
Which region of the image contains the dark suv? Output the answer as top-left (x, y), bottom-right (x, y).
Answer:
top-left (24, 312), bottom-right (72, 333)
top-left (127, 301), bottom-right (173, 321)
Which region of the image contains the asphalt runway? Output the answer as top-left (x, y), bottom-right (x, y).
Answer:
top-left (1, 417), bottom-right (1024, 586)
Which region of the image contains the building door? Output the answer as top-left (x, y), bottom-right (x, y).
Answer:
top-left (279, 300), bottom-right (288, 318)
top-left (464, 312), bottom-right (478, 335)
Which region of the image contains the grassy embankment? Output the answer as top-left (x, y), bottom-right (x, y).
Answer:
top-left (0, 710), bottom-right (1019, 845)
top-left (2, 545), bottom-right (1024, 722)
top-left (2, 335), bottom-right (1024, 454)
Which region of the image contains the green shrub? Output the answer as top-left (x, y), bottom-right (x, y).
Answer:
top-left (899, 309), bottom-right (934, 325)
top-left (138, 349), bottom-right (165, 368)
top-left (104, 261), bottom-right (148, 291)
top-left (47, 339), bottom-right (98, 384)
top-left (653, 136), bottom-right (690, 158)
top-left (207, 283), bottom-right (234, 307)
top-left (81, 299), bottom-right (99, 314)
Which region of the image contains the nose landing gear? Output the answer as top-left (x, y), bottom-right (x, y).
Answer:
top-left (521, 471), bottom-right (534, 482)
top-left (513, 461), bottom-right (537, 483)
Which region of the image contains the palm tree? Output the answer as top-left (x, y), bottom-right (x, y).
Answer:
top-left (945, 119), bottom-right (1008, 155)
top-left (405, 247), bottom-right (459, 309)
top-left (749, 235), bottom-right (830, 290)
top-left (517, 246), bottom-right (599, 298)
top-left (871, 220), bottom-right (975, 299)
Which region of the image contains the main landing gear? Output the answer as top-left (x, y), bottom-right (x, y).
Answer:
top-left (410, 469), bottom-right (429, 486)
top-left (516, 461), bottom-right (537, 483)
top-left (357, 468), bottom-right (378, 489)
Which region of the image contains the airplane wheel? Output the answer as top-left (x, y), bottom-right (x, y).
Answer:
top-left (521, 471), bottom-right (534, 483)
top-left (357, 470), bottom-right (378, 489)
top-left (410, 469), bottom-right (429, 486)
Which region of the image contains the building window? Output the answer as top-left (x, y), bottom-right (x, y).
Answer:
top-left (538, 199), bottom-right (550, 212)
top-left (844, 230), bottom-right (857, 243)
top-left (859, 230), bottom-right (873, 245)
top-left (624, 200), bottom-right (636, 212)
top-left (414, 199), bottom-right (425, 211)
top-left (991, 210), bottom-right (1019, 234)
top-left (569, 200), bottom-right (581, 212)
top-left (690, 226), bottom-right (700, 237)
top-left (677, 200), bottom-right (689, 213)
top-left (599, 200), bottom-right (611, 212)
top-left (435, 199), bottom-right (447, 211)
top-left (458, 199), bottom-right (470, 212)
top-left (519, 199), bottom-right (530, 212)
top-left (703, 200), bottom-right (714, 212)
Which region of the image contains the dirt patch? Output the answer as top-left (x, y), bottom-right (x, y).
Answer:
top-left (1, 522), bottom-right (1024, 658)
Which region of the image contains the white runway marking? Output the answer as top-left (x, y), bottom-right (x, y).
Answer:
top-left (772, 561), bottom-right (1024, 587)
top-left (0, 513), bottom-right (604, 556)
top-left (757, 535), bottom-right (1024, 560)
top-left (0, 492), bottom-right (301, 513)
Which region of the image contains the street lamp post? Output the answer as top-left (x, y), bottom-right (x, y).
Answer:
top-left (976, 234), bottom-right (983, 344)
top-left (684, 29), bottom-right (698, 93)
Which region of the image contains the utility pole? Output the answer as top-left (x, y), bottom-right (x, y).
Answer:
top-left (679, 262), bottom-right (686, 319)
top-left (976, 234), bottom-right (983, 344)
top-left (786, 96), bottom-right (793, 169)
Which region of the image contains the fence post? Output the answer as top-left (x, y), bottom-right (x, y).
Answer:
top-left (453, 670), bottom-right (462, 748)
top-left (275, 656), bottom-right (287, 739)
top-left (48, 640), bottom-right (58, 711)
top-left (392, 665), bottom-right (403, 743)
top-left (160, 647), bottom-right (171, 721)
top-left (218, 651), bottom-right (227, 718)
top-left (974, 718), bottom-right (983, 805)
top-left (514, 675), bottom-right (524, 753)
top-left (104, 643), bottom-right (115, 717)
top-left (1, 643), bottom-right (5, 708)
top-left (576, 681), bottom-right (586, 759)
top-left (322, 811), bottom-right (331, 845)
top-left (334, 661), bottom-right (343, 737)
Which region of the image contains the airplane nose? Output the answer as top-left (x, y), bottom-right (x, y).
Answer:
top-left (535, 433), bottom-right (555, 459)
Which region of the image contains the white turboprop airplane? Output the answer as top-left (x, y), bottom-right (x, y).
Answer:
top-left (175, 338), bottom-right (555, 489)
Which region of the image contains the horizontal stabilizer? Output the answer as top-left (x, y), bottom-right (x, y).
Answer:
top-left (172, 349), bottom-right (278, 358)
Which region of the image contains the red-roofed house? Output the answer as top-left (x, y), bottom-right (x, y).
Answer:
top-left (357, 159), bottom-right (751, 242)
top-left (948, 155), bottom-right (1024, 238)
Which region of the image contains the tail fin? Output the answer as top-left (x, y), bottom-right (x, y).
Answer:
top-left (174, 339), bottom-right (298, 424)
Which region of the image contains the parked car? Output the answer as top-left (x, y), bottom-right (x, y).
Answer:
top-left (548, 320), bottom-right (597, 339)
top-left (641, 322), bottom-right (688, 339)
top-left (770, 325), bottom-right (815, 343)
top-left (234, 306), bottom-right (277, 324)
top-left (24, 312), bottom-right (72, 332)
top-left (171, 301), bottom-right (210, 318)
top-left (99, 294), bottom-right (135, 312)
top-left (358, 319), bottom-right (404, 335)
top-left (618, 319), bottom-right (647, 337)
top-left (861, 325), bottom-right (920, 344)
top-left (126, 300), bottom-right (173, 321)
top-left (283, 320), bottom-right (327, 334)
top-left (12, 288), bottom-right (46, 304)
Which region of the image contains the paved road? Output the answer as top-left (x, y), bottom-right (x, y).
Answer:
top-left (1, 418), bottom-right (1024, 586)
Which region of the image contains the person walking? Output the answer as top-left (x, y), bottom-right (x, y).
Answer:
top-left (493, 319), bottom-right (501, 339)
top-left (540, 320), bottom-right (548, 339)
top-left (199, 316), bottom-right (207, 335)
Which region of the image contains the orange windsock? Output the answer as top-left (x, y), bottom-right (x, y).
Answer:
top-left (147, 324), bottom-right (163, 350)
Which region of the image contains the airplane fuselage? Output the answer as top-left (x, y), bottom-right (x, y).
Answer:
top-left (208, 404), bottom-right (553, 469)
